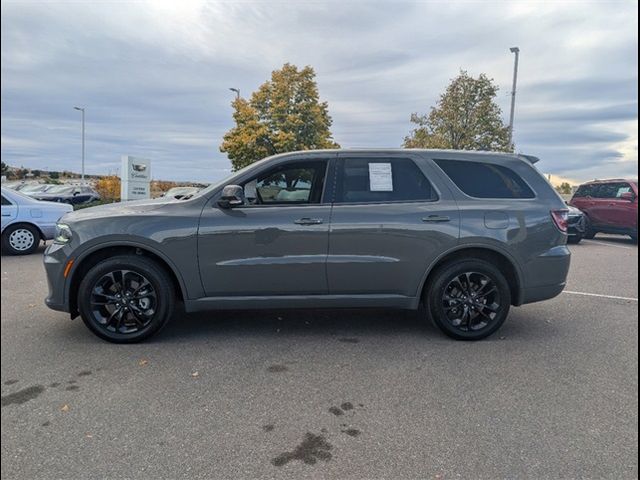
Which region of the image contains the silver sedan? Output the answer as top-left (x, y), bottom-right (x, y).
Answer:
top-left (1, 187), bottom-right (73, 255)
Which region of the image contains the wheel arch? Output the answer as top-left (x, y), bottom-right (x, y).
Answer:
top-left (418, 245), bottom-right (524, 306)
top-left (67, 243), bottom-right (187, 317)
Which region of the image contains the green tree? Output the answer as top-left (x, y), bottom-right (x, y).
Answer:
top-left (404, 70), bottom-right (513, 152)
top-left (221, 63), bottom-right (339, 171)
top-left (556, 182), bottom-right (573, 195)
top-left (1, 161), bottom-right (9, 176)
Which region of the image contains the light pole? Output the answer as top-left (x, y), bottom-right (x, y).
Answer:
top-left (508, 47), bottom-right (520, 145)
top-left (229, 87), bottom-right (240, 100)
top-left (73, 106), bottom-right (85, 182)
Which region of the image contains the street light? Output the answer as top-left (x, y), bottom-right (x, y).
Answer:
top-left (508, 47), bottom-right (520, 145)
top-left (229, 87), bottom-right (240, 100)
top-left (73, 106), bottom-right (85, 182)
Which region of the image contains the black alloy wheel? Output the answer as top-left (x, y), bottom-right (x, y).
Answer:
top-left (78, 255), bottom-right (175, 343)
top-left (427, 259), bottom-right (511, 341)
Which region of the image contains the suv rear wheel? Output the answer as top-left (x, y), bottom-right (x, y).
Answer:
top-left (426, 259), bottom-right (511, 341)
top-left (78, 255), bottom-right (175, 343)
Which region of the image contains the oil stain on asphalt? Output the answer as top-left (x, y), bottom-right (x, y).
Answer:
top-left (271, 433), bottom-right (333, 466)
top-left (270, 402), bottom-right (364, 467)
top-left (1, 385), bottom-right (45, 407)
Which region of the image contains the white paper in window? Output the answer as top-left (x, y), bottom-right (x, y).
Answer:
top-left (368, 163), bottom-right (393, 191)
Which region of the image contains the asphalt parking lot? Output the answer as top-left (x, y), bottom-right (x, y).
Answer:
top-left (1, 236), bottom-right (638, 479)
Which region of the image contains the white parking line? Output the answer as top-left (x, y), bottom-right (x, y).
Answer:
top-left (563, 290), bottom-right (638, 302)
top-left (581, 239), bottom-right (637, 250)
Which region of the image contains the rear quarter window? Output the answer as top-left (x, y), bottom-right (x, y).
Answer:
top-left (434, 159), bottom-right (535, 199)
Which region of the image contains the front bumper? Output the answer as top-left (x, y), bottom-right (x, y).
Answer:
top-left (43, 242), bottom-right (71, 313)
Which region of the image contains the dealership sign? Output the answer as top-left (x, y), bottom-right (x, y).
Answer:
top-left (121, 155), bottom-right (151, 201)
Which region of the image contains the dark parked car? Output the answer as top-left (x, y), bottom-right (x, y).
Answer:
top-left (566, 205), bottom-right (586, 244)
top-left (569, 179), bottom-right (638, 241)
top-left (44, 149), bottom-right (571, 343)
top-left (33, 185), bottom-right (100, 205)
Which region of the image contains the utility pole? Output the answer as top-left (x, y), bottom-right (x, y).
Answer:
top-left (73, 106), bottom-right (85, 182)
top-left (508, 47), bottom-right (520, 146)
top-left (229, 87), bottom-right (240, 100)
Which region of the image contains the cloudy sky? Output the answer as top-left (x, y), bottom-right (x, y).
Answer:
top-left (1, 0), bottom-right (637, 183)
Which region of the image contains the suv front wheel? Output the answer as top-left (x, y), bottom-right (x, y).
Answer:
top-left (78, 255), bottom-right (175, 343)
top-left (426, 259), bottom-right (511, 341)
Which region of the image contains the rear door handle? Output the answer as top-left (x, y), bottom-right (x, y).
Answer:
top-left (294, 217), bottom-right (323, 225)
top-left (422, 215), bottom-right (450, 223)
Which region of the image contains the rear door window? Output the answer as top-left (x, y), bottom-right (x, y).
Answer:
top-left (1, 195), bottom-right (12, 206)
top-left (434, 159), bottom-right (535, 199)
top-left (334, 157), bottom-right (437, 204)
top-left (574, 184), bottom-right (594, 197)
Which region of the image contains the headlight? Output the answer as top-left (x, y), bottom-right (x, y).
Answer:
top-left (54, 223), bottom-right (73, 244)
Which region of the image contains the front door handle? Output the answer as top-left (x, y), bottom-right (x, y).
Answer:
top-left (294, 217), bottom-right (323, 225)
top-left (422, 215), bottom-right (450, 223)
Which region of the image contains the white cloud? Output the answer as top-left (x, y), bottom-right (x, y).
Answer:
top-left (1, 0), bottom-right (637, 183)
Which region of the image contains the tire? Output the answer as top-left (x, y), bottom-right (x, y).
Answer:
top-left (426, 259), bottom-right (511, 341)
top-left (630, 233), bottom-right (638, 243)
top-left (2, 224), bottom-right (40, 255)
top-left (567, 234), bottom-right (583, 244)
top-left (583, 216), bottom-right (597, 239)
top-left (77, 255), bottom-right (175, 343)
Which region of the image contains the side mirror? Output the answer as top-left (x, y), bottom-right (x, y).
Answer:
top-left (620, 192), bottom-right (636, 202)
top-left (217, 185), bottom-right (246, 209)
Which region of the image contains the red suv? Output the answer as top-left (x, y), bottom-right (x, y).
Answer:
top-left (570, 179), bottom-right (638, 242)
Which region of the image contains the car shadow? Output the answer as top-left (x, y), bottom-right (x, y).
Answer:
top-left (155, 306), bottom-right (435, 342)
top-left (146, 304), bottom-right (545, 345)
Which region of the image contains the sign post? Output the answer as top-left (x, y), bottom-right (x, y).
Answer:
top-left (120, 155), bottom-right (151, 201)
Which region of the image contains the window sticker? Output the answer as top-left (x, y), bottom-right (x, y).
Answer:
top-left (368, 163), bottom-right (393, 191)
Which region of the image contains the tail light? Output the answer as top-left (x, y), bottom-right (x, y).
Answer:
top-left (551, 209), bottom-right (569, 233)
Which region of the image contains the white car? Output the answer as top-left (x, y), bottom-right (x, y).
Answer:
top-left (1, 187), bottom-right (73, 255)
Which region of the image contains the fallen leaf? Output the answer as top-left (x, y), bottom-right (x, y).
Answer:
top-left (60, 404), bottom-right (70, 412)
top-left (191, 371), bottom-right (199, 377)
top-left (139, 359), bottom-right (149, 367)
top-left (86, 433), bottom-right (93, 438)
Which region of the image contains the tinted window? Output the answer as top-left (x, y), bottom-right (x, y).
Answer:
top-left (435, 159), bottom-right (535, 199)
top-left (335, 158), bottom-right (436, 204)
top-left (1, 195), bottom-right (12, 206)
top-left (243, 161), bottom-right (327, 205)
top-left (574, 184), bottom-right (594, 198)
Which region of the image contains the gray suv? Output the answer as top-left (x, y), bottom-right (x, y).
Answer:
top-left (43, 149), bottom-right (571, 343)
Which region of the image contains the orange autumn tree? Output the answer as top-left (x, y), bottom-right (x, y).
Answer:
top-left (220, 63), bottom-right (339, 171)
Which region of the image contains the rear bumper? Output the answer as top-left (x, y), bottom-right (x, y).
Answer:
top-left (519, 245), bottom-right (571, 305)
top-left (521, 282), bottom-right (566, 304)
